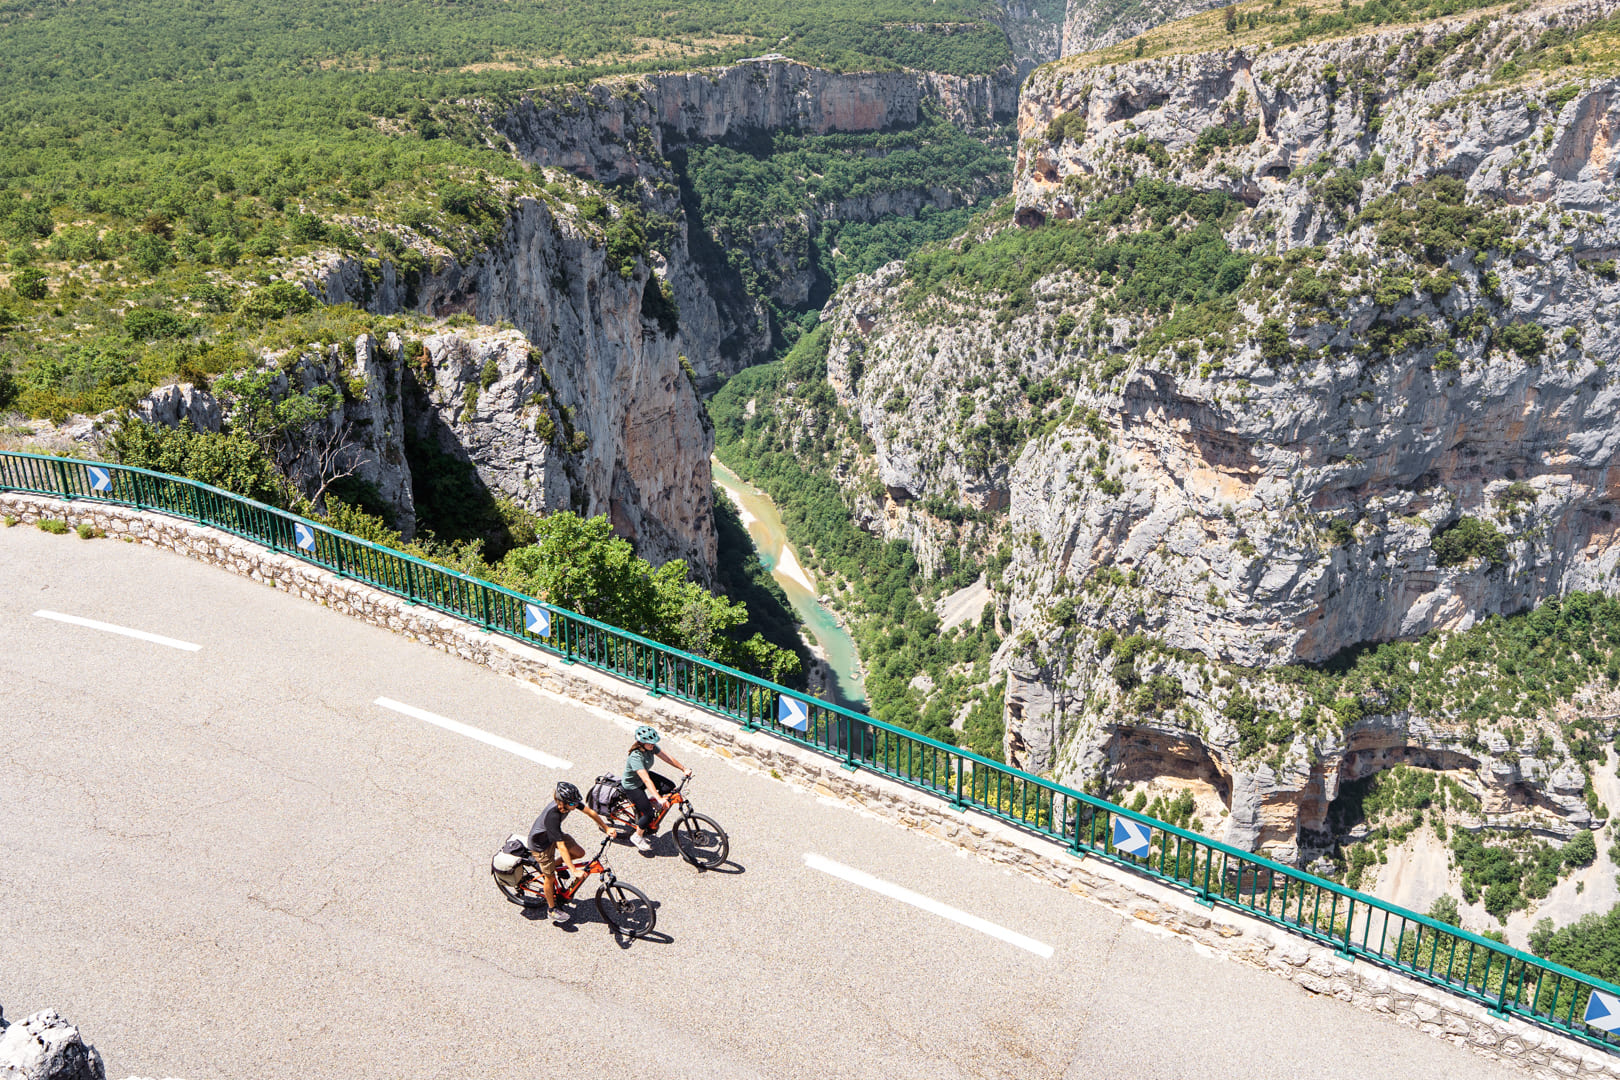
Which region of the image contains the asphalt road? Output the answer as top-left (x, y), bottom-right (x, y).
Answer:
top-left (0, 525), bottom-right (1524, 1080)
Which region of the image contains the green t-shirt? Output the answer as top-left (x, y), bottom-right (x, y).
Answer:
top-left (622, 746), bottom-right (655, 790)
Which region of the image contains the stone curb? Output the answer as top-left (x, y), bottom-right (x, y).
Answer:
top-left (3, 491), bottom-right (1616, 1078)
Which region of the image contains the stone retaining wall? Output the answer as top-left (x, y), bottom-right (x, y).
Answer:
top-left (3, 491), bottom-right (1617, 1079)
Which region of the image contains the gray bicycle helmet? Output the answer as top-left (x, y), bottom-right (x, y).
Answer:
top-left (634, 724), bottom-right (661, 745)
top-left (555, 780), bottom-right (583, 807)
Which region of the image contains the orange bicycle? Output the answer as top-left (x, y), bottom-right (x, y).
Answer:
top-left (491, 833), bottom-right (657, 937)
top-left (607, 774), bottom-right (730, 870)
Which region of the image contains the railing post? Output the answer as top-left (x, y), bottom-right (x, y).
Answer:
top-left (952, 753), bottom-right (964, 809)
top-left (188, 484), bottom-right (201, 521)
top-left (562, 617), bottom-right (576, 664)
top-left (1493, 958), bottom-right (1515, 1016)
top-left (648, 645), bottom-right (663, 698)
top-left (333, 537), bottom-right (347, 577)
top-left (480, 585), bottom-right (492, 631)
top-left (54, 458), bottom-right (73, 500)
top-left (1196, 843), bottom-right (1215, 908)
top-left (1337, 898), bottom-right (1356, 960)
top-left (840, 714), bottom-right (857, 772)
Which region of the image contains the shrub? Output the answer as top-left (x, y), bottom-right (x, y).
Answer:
top-left (237, 281), bottom-right (317, 320)
top-left (1498, 321), bottom-right (1546, 361)
top-left (3, 514), bottom-right (16, 527)
top-left (74, 522), bottom-right (97, 539)
top-left (13, 267), bottom-right (49, 300)
top-left (1564, 828), bottom-right (1597, 869)
top-left (1432, 515), bottom-right (1508, 568)
top-left (1044, 110), bottom-right (1086, 145)
top-left (1428, 894), bottom-right (1460, 927)
top-left (1258, 318), bottom-right (1292, 362)
top-left (38, 518), bottom-right (68, 534)
top-left (125, 308), bottom-right (185, 340)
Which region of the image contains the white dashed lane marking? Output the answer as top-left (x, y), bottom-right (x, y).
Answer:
top-left (33, 610), bottom-right (202, 652)
top-left (804, 852), bottom-right (1055, 958)
top-left (373, 696), bottom-right (573, 769)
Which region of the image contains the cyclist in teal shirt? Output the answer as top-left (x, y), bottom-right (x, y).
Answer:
top-left (622, 725), bottom-right (691, 852)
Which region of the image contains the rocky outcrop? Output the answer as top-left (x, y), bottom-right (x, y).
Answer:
top-left (274, 336), bottom-right (415, 534)
top-left (0, 1009), bottom-right (105, 1080)
top-left (134, 384), bottom-right (220, 434)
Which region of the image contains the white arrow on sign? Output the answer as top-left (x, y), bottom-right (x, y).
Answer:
top-left (1585, 989), bottom-right (1620, 1034)
top-left (293, 522), bottom-right (316, 552)
top-left (524, 602), bottom-right (551, 638)
top-left (1112, 816), bottom-right (1153, 858)
top-left (778, 695), bottom-right (810, 732)
top-left (86, 465), bottom-right (112, 493)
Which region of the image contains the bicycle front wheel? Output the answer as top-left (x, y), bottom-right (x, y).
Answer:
top-left (595, 881), bottom-right (657, 937)
top-left (672, 812), bottom-right (729, 870)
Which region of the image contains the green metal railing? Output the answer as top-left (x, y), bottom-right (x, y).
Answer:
top-left (6, 447), bottom-right (1620, 1048)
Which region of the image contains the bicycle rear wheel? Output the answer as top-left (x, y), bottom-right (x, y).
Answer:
top-left (672, 812), bottom-right (729, 870)
top-left (595, 881), bottom-right (657, 937)
top-left (494, 868), bottom-right (548, 909)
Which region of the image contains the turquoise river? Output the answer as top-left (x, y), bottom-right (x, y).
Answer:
top-left (711, 459), bottom-right (867, 709)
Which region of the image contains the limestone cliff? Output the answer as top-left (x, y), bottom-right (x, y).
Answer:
top-left (802, 0), bottom-right (1620, 862)
top-left (314, 189), bottom-right (715, 572)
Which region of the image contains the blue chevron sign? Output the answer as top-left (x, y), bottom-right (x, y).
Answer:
top-left (778, 695), bottom-right (810, 732)
top-left (1112, 816), bottom-right (1153, 858)
top-left (1585, 989), bottom-right (1620, 1033)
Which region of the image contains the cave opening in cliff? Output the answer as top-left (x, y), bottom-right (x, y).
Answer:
top-left (1102, 729), bottom-right (1232, 833)
top-left (1315, 748), bottom-right (1484, 857)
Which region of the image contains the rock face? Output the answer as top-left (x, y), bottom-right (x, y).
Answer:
top-left (0, 1009), bottom-right (105, 1080)
top-left (134, 384), bottom-right (220, 434)
top-left (1009, 8), bottom-right (1620, 669)
top-left (802, 0), bottom-right (1620, 861)
top-left (270, 336), bottom-right (416, 536)
top-left (314, 195), bottom-right (716, 573)
top-left (408, 326), bottom-right (714, 571)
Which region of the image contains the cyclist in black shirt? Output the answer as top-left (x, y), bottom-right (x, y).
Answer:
top-left (528, 781), bottom-right (614, 923)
